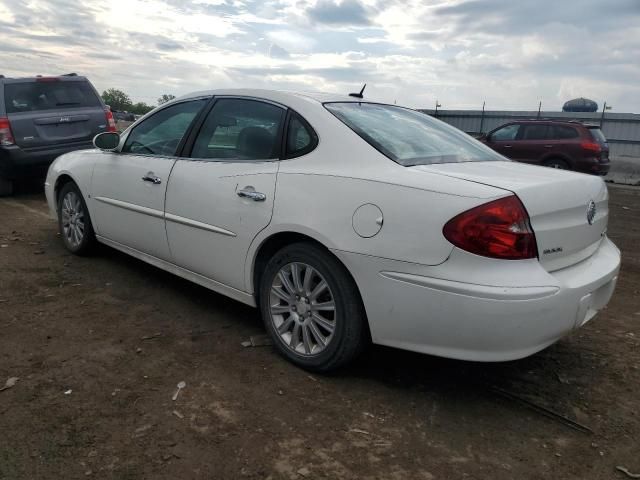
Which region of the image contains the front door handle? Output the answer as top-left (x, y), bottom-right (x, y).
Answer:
top-left (237, 187), bottom-right (266, 202)
top-left (142, 172), bottom-right (162, 185)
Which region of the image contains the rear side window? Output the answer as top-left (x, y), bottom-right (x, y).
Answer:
top-left (325, 102), bottom-right (502, 166)
top-left (521, 124), bottom-right (549, 140)
top-left (4, 81), bottom-right (101, 113)
top-left (588, 127), bottom-right (607, 144)
top-left (191, 98), bottom-right (284, 161)
top-left (286, 113), bottom-right (317, 158)
top-left (550, 125), bottom-right (579, 139)
top-left (122, 99), bottom-right (207, 156)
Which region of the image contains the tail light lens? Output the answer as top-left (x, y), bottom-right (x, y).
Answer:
top-left (104, 109), bottom-right (117, 132)
top-left (581, 141), bottom-right (602, 154)
top-left (0, 117), bottom-right (15, 146)
top-left (443, 195), bottom-right (537, 260)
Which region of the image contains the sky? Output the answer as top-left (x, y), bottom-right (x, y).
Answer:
top-left (1, 0), bottom-right (639, 112)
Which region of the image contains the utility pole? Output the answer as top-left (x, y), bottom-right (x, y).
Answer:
top-left (537, 101), bottom-right (542, 119)
top-left (434, 100), bottom-right (441, 117)
top-left (479, 101), bottom-right (486, 134)
top-left (600, 102), bottom-right (611, 127)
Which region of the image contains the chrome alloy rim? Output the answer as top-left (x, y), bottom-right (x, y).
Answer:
top-left (269, 262), bottom-right (336, 356)
top-left (61, 191), bottom-right (85, 248)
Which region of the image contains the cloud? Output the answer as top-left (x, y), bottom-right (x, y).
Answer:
top-left (306, 0), bottom-right (373, 26)
top-left (0, 0), bottom-right (638, 112)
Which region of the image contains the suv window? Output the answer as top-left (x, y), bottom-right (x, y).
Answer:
top-left (521, 124), bottom-right (549, 140)
top-left (286, 113), bottom-right (317, 158)
top-left (589, 127), bottom-right (607, 144)
top-left (191, 99), bottom-right (284, 160)
top-left (550, 125), bottom-right (579, 139)
top-left (4, 81), bottom-right (101, 113)
top-left (490, 124), bottom-right (520, 141)
top-left (122, 99), bottom-right (207, 156)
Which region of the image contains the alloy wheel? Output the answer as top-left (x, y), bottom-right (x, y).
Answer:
top-left (61, 191), bottom-right (85, 249)
top-left (269, 262), bottom-right (336, 356)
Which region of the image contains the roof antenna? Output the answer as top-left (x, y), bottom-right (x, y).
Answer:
top-left (349, 83), bottom-right (366, 99)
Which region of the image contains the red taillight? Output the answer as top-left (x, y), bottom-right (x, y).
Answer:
top-left (104, 109), bottom-right (117, 132)
top-left (443, 195), bottom-right (537, 260)
top-left (0, 117), bottom-right (15, 146)
top-left (581, 141), bottom-right (601, 154)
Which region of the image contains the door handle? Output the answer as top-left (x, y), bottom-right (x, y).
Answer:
top-left (503, 145), bottom-right (512, 148)
top-left (237, 187), bottom-right (266, 202)
top-left (142, 172), bottom-right (162, 185)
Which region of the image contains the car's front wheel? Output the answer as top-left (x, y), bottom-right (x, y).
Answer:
top-left (259, 242), bottom-right (368, 372)
top-left (57, 182), bottom-right (96, 255)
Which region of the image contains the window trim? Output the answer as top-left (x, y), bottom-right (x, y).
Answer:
top-left (181, 96), bottom-right (287, 163)
top-left (117, 96), bottom-right (212, 158)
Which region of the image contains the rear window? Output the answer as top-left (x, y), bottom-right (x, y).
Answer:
top-left (4, 81), bottom-right (102, 114)
top-left (588, 127), bottom-right (607, 144)
top-left (325, 102), bottom-right (502, 166)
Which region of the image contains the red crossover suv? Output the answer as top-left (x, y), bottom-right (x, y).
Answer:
top-left (480, 120), bottom-right (610, 175)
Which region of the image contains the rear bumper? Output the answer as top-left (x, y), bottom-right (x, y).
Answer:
top-left (576, 157), bottom-right (610, 176)
top-left (0, 142), bottom-right (92, 180)
top-left (334, 237), bottom-right (620, 362)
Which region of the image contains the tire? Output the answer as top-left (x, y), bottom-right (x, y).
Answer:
top-left (57, 182), bottom-right (96, 255)
top-left (259, 242), bottom-right (368, 372)
top-left (0, 177), bottom-right (13, 197)
top-left (544, 158), bottom-right (570, 170)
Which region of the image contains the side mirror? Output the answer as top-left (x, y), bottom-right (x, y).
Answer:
top-left (93, 132), bottom-right (120, 151)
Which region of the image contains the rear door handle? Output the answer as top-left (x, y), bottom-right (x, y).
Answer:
top-left (142, 172), bottom-right (162, 185)
top-left (237, 187), bottom-right (266, 202)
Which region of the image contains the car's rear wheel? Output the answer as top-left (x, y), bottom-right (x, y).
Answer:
top-left (259, 242), bottom-right (368, 372)
top-left (0, 177), bottom-right (13, 197)
top-left (57, 182), bottom-right (96, 255)
top-left (544, 158), bottom-right (569, 170)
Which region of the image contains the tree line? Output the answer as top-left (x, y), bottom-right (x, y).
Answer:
top-left (100, 88), bottom-right (176, 114)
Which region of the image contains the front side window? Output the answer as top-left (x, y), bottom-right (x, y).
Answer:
top-left (325, 102), bottom-right (502, 166)
top-left (286, 113), bottom-right (317, 158)
top-left (122, 99), bottom-right (207, 156)
top-left (191, 99), bottom-right (284, 160)
top-left (490, 124), bottom-right (520, 141)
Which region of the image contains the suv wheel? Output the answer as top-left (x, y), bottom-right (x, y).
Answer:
top-left (57, 182), bottom-right (96, 255)
top-left (0, 177), bottom-right (13, 197)
top-left (544, 158), bottom-right (569, 170)
top-left (259, 242), bottom-right (368, 372)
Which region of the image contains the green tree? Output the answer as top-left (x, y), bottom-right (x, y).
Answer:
top-left (157, 94), bottom-right (176, 105)
top-left (129, 102), bottom-right (154, 115)
top-left (101, 88), bottom-right (132, 111)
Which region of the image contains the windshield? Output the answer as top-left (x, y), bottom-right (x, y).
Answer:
top-left (324, 102), bottom-right (503, 166)
top-left (588, 127), bottom-right (608, 145)
top-left (4, 81), bottom-right (101, 114)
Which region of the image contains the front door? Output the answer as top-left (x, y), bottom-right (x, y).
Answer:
top-left (165, 98), bottom-right (285, 291)
top-left (90, 98), bottom-right (208, 260)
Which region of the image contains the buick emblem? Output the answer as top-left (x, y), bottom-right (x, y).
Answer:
top-left (586, 200), bottom-right (596, 225)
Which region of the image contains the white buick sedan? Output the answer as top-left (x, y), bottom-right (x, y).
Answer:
top-left (45, 89), bottom-right (620, 371)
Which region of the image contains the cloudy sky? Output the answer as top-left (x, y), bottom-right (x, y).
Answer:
top-left (1, 0), bottom-right (639, 111)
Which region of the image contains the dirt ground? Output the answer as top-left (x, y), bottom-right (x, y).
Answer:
top-left (1, 183), bottom-right (639, 480)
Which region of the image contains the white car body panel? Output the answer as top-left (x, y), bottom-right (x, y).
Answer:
top-left (44, 88), bottom-right (621, 363)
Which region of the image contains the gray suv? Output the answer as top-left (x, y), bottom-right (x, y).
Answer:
top-left (0, 73), bottom-right (116, 195)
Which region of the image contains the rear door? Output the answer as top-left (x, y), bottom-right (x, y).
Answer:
top-left (164, 97), bottom-right (286, 291)
top-left (543, 124), bottom-right (581, 162)
top-left (90, 98), bottom-right (209, 260)
top-left (515, 123), bottom-right (551, 164)
top-left (4, 78), bottom-right (108, 148)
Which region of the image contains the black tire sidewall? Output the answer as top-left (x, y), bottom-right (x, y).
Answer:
top-left (259, 243), bottom-right (365, 372)
top-left (544, 159), bottom-right (569, 170)
top-left (57, 183), bottom-right (95, 255)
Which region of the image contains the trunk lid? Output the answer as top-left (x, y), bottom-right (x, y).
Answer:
top-left (4, 79), bottom-right (107, 148)
top-left (410, 161), bottom-right (608, 272)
